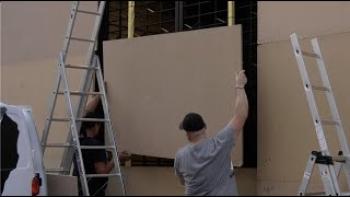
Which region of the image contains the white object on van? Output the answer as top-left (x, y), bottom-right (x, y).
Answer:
top-left (0, 103), bottom-right (47, 196)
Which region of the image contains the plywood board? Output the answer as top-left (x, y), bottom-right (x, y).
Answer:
top-left (258, 2), bottom-right (350, 44)
top-left (104, 26), bottom-right (243, 165)
top-left (257, 32), bottom-right (350, 192)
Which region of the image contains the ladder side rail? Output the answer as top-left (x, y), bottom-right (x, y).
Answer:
top-left (95, 56), bottom-right (127, 195)
top-left (62, 1), bottom-right (80, 59)
top-left (76, 1), bottom-right (106, 125)
top-left (290, 33), bottom-right (330, 154)
top-left (328, 165), bottom-right (342, 195)
top-left (58, 52), bottom-right (90, 196)
top-left (85, 1), bottom-right (106, 65)
top-left (335, 162), bottom-right (343, 177)
top-left (59, 68), bottom-right (95, 173)
top-left (42, 1), bottom-right (79, 155)
top-left (318, 164), bottom-right (340, 195)
top-left (73, 0), bottom-right (106, 153)
top-left (60, 1), bottom-right (106, 173)
top-left (41, 69), bottom-right (62, 154)
top-left (311, 38), bottom-right (350, 155)
top-left (312, 38), bottom-right (350, 190)
top-left (298, 153), bottom-right (317, 195)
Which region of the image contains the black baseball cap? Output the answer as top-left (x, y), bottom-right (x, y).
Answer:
top-left (179, 112), bottom-right (206, 132)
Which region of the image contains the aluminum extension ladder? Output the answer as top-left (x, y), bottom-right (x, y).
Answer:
top-left (290, 33), bottom-right (350, 196)
top-left (41, 1), bottom-right (125, 196)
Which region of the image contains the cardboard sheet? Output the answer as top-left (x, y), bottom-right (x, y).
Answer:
top-left (104, 26), bottom-right (243, 165)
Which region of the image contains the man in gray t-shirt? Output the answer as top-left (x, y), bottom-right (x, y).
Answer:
top-left (174, 70), bottom-right (248, 196)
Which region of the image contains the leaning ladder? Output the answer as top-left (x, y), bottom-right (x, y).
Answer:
top-left (290, 33), bottom-right (350, 196)
top-left (41, 1), bottom-right (126, 195)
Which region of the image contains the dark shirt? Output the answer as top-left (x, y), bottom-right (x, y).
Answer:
top-left (94, 100), bottom-right (106, 143)
top-left (74, 137), bottom-right (108, 196)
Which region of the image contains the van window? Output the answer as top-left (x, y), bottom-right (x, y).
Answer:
top-left (1, 113), bottom-right (20, 194)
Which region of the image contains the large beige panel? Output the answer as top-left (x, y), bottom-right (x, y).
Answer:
top-left (258, 32), bottom-right (350, 195)
top-left (104, 26), bottom-right (243, 165)
top-left (258, 1), bottom-right (350, 44)
top-left (106, 167), bottom-right (256, 196)
top-left (1, 1), bottom-right (98, 65)
top-left (1, 57), bottom-right (86, 168)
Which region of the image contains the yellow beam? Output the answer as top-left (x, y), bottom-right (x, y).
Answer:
top-left (128, 1), bottom-right (135, 38)
top-left (228, 1), bottom-right (235, 26)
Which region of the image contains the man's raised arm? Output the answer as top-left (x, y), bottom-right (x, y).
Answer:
top-left (229, 70), bottom-right (249, 139)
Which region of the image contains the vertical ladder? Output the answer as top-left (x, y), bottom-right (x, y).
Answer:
top-left (41, 1), bottom-right (126, 196)
top-left (290, 33), bottom-right (350, 196)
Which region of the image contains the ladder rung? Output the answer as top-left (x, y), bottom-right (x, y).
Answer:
top-left (49, 117), bottom-right (109, 122)
top-left (68, 36), bottom-right (95, 43)
top-left (45, 143), bottom-right (72, 148)
top-left (75, 9), bottom-right (101, 16)
top-left (321, 119), bottom-right (339, 126)
top-left (65, 64), bottom-right (98, 70)
top-left (86, 173), bottom-right (121, 178)
top-left (302, 50), bottom-right (320, 58)
top-left (76, 118), bottom-right (109, 122)
top-left (80, 145), bottom-right (115, 150)
top-left (55, 91), bottom-right (103, 96)
top-left (49, 118), bottom-right (70, 122)
top-left (311, 85), bottom-right (329, 92)
top-left (46, 168), bottom-right (70, 173)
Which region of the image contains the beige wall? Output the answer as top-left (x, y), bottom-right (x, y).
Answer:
top-left (258, 1), bottom-right (350, 44)
top-left (1, 1), bottom-right (97, 65)
top-left (258, 2), bottom-right (350, 195)
top-left (1, 1), bottom-right (97, 168)
top-left (104, 26), bottom-right (243, 166)
top-left (258, 32), bottom-right (350, 195)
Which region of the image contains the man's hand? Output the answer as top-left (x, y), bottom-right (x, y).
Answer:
top-left (85, 95), bottom-right (100, 113)
top-left (118, 151), bottom-right (131, 163)
top-left (235, 70), bottom-right (247, 88)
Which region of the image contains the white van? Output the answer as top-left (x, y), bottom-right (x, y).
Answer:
top-left (1, 103), bottom-right (47, 196)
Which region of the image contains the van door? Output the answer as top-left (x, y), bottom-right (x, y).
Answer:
top-left (1, 104), bottom-right (47, 196)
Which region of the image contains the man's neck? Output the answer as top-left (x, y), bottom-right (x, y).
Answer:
top-left (189, 132), bottom-right (207, 144)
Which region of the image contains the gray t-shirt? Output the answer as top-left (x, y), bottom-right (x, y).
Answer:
top-left (174, 125), bottom-right (238, 196)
